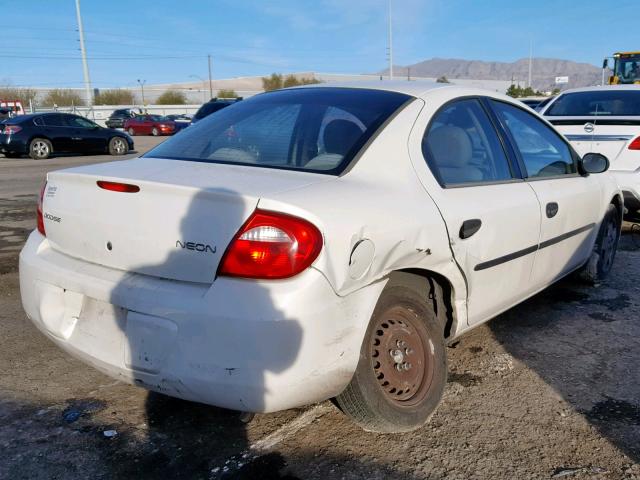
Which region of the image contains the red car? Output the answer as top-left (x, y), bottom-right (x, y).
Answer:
top-left (123, 115), bottom-right (176, 136)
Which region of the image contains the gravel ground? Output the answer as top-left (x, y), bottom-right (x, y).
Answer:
top-left (1, 143), bottom-right (639, 479)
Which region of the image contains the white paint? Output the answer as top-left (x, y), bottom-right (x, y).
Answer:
top-left (19, 81), bottom-right (621, 419)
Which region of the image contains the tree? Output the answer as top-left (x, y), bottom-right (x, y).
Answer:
top-left (217, 89), bottom-right (238, 98)
top-left (506, 84), bottom-right (545, 98)
top-left (42, 89), bottom-right (84, 107)
top-left (156, 89), bottom-right (187, 105)
top-left (94, 89), bottom-right (134, 105)
top-left (551, 88), bottom-right (561, 96)
top-left (436, 76), bottom-right (450, 83)
top-left (0, 86), bottom-right (38, 107)
top-left (262, 73), bottom-right (284, 91)
top-left (262, 73), bottom-right (321, 91)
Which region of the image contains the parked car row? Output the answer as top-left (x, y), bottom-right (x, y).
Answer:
top-left (20, 82), bottom-right (623, 433)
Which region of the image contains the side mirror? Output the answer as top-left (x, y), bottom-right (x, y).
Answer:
top-left (580, 152), bottom-right (609, 174)
top-left (602, 58), bottom-right (609, 69)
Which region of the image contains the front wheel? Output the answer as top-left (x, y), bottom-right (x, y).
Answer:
top-left (335, 273), bottom-right (447, 433)
top-left (108, 136), bottom-right (129, 156)
top-left (127, 127), bottom-right (135, 136)
top-left (577, 203), bottom-right (621, 283)
top-left (151, 127), bottom-right (159, 136)
top-left (29, 138), bottom-right (52, 160)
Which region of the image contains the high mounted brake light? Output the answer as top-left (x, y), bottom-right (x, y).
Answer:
top-left (218, 210), bottom-right (323, 279)
top-left (97, 181), bottom-right (140, 193)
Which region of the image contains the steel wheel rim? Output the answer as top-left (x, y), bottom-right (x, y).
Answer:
top-left (32, 141), bottom-right (48, 158)
top-left (370, 306), bottom-right (434, 407)
top-left (112, 138), bottom-right (126, 154)
top-left (152, 128), bottom-right (158, 136)
top-left (128, 128), bottom-right (135, 135)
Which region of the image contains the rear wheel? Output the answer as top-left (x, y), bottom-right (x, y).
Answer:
top-left (151, 127), bottom-right (159, 136)
top-left (29, 138), bottom-right (52, 160)
top-left (577, 203), bottom-right (621, 283)
top-left (127, 127), bottom-right (135, 136)
top-left (336, 273), bottom-right (447, 433)
top-left (108, 136), bottom-right (129, 156)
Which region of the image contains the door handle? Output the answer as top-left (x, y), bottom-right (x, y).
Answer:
top-left (546, 202), bottom-right (559, 218)
top-left (460, 219), bottom-right (482, 239)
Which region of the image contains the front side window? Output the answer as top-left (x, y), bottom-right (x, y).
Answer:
top-left (422, 99), bottom-right (514, 186)
top-left (491, 100), bottom-right (576, 178)
top-left (146, 88), bottom-right (410, 174)
top-left (67, 116), bottom-right (97, 128)
top-left (546, 90), bottom-right (640, 116)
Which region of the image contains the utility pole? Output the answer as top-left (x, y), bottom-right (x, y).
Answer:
top-left (75, 0), bottom-right (92, 106)
top-left (528, 38), bottom-right (533, 89)
top-left (387, 0), bottom-right (393, 80)
top-left (208, 55), bottom-right (213, 99)
top-left (137, 79), bottom-right (146, 107)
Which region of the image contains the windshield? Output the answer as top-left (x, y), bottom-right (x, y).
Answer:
top-left (145, 87), bottom-right (411, 174)
top-left (546, 90), bottom-right (640, 116)
top-left (614, 54), bottom-right (640, 83)
top-left (193, 102), bottom-right (229, 119)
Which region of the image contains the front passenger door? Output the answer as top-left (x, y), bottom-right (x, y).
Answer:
top-left (489, 100), bottom-right (602, 286)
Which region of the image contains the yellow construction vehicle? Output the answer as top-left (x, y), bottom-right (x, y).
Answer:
top-left (604, 52), bottom-right (640, 84)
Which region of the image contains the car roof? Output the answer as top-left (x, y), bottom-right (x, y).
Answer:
top-left (555, 85), bottom-right (640, 94)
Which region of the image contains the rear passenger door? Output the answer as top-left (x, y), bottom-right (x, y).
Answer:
top-left (42, 114), bottom-right (72, 152)
top-left (489, 100), bottom-right (601, 286)
top-left (410, 97), bottom-right (542, 326)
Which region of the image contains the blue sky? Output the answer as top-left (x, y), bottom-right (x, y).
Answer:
top-left (1, 0), bottom-right (637, 88)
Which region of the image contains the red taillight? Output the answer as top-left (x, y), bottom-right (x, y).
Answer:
top-left (37, 181), bottom-right (46, 236)
top-left (218, 210), bottom-right (323, 279)
top-left (4, 125), bottom-right (22, 135)
top-left (97, 180), bottom-right (140, 193)
top-left (629, 136), bottom-right (640, 150)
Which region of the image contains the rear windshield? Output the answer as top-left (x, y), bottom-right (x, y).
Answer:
top-left (193, 102), bottom-right (230, 119)
top-left (546, 90), bottom-right (640, 116)
top-left (146, 88), bottom-right (411, 174)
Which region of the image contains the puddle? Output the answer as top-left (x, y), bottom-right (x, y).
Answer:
top-left (448, 372), bottom-right (483, 387)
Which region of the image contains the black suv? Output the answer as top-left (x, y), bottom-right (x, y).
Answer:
top-left (105, 108), bottom-right (137, 129)
top-left (0, 113), bottom-right (134, 160)
top-left (191, 98), bottom-right (241, 124)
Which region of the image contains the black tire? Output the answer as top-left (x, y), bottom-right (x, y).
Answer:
top-left (29, 138), bottom-right (52, 160)
top-left (151, 127), bottom-right (159, 136)
top-left (576, 203), bottom-right (621, 283)
top-left (127, 127), bottom-right (135, 136)
top-left (335, 272), bottom-right (447, 433)
top-left (108, 136), bottom-right (129, 156)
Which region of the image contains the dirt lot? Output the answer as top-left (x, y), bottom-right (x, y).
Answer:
top-left (1, 140), bottom-right (639, 479)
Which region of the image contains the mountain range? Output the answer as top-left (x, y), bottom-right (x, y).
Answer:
top-left (379, 58), bottom-right (607, 91)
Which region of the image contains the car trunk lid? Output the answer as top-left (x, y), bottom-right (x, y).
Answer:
top-left (42, 157), bottom-right (331, 283)
top-left (549, 116), bottom-right (640, 171)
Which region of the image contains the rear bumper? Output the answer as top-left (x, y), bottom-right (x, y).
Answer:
top-left (0, 135), bottom-right (28, 154)
top-left (612, 170), bottom-right (640, 217)
top-left (19, 232), bottom-right (383, 412)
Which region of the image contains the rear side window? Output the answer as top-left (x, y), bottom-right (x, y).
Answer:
top-left (43, 114), bottom-right (67, 127)
top-left (491, 100), bottom-right (576, 178)
top-left (546, 90), bottom-right (640, 116)
top-left (194, 102), bottom-right (229, 120)
top-left (422, 99), bottom-right (513, 186)
top-left (146, 88), bottom-right (410, 174)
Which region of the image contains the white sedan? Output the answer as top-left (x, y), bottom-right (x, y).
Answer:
top-left (20, 82), bottom-right (621, 433)
top-left (539, 85), bottom-right (640, 220)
